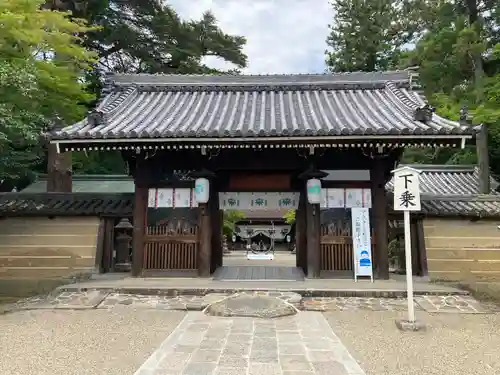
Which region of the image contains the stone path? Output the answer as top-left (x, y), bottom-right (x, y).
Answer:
top-left (2, 290), bottom-right (497, 315)
top-left (134, 311), bottom-right (365, 375)
top-left (300, 295), bottom-right (496, 313)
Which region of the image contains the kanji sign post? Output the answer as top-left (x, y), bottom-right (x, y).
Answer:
top-left (392, 166), bottom-right (422, 324)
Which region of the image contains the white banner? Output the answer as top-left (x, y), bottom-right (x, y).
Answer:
top-left (362, 188), bottom-right (372, 208)
top-left (327, 188), bottom-right (345, 208)
top-left (148, 188), bottom-right (198, 208)
top-left (219, 192), bottom-right (299, 210)
top-left (351, 207), bottom-right (373, 280)
top-left (156, 188), bottom-right (173, 207)
top-left (174, 188), bottom-right (193, 208)
top-left (148, 189), bottom-right (158, 208)
top-left (345, 188), bottom-right (363, 208)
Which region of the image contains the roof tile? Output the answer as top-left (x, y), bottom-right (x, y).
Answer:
top-left (52, 72), bottom-right (472, 141)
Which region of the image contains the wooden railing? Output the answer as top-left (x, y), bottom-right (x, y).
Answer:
top-left (319, 218), bottom-right (375, 271)
top-left (143, 220), bottom-right (199, 270)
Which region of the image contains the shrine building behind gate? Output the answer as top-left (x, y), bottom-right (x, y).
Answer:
top-left (47, 71), bottom-right (474, 279)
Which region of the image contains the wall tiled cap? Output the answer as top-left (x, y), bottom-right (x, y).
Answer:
top-left (386, 164), bottom-right (499, 196)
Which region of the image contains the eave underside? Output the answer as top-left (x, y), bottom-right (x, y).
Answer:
top-left (54, 136), bottom-right (468, 153)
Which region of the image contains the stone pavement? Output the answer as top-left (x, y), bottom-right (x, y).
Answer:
top-left (55, 275), bottom-right (467, 297)
top-left (134, 311), bottom-right (365, 375)
top-left (3, 290), bottom-right (497, 315)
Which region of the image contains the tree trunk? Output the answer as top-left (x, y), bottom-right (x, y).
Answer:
top-left (47, 144), bottom-right (72, 192)
top-left (466, 0), bottom-right (484, 104)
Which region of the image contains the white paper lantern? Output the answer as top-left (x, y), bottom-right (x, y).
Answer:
top-left (306, 178), bottom-right (322, 204)
top-left (194, 178), bottom-right (210, 204)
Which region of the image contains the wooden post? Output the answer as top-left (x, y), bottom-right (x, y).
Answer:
top-left (209, 185), bottom-right (222, 273)
top-left (296, 190), bottom-right (307, 270)
top-left (131, 185), bottom-right (147, 277)
top-left (47, 143), bottom-right (72, 192)
top-left (415, 218), bottom-right (428, 277)
top-left (94, 219), bottom-right (106, 273)
top-left (198, 203), bottom-right (212, 277)
top-left (476, 124), bottom-right (490, 194)
top-left (217, 210), bottom-right (224, 267)
top-left (371, 159), bottom-right (390, 279)
top-left (306, 201), bottom-right (321, 278)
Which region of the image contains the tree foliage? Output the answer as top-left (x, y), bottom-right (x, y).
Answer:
top-left (325, 0), bottom-right (422, 71)
top-left (283, 209), bottom-right (296, 225)
top-left (223, 210), bottom-right (246, 237)
top-left (42, 0), bottom-right (248, 176)
top-left (326, 0), bottom-right (500, 176)
top-left (0, 0), bottom-right (96, 180)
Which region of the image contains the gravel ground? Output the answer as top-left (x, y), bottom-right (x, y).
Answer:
top-left (324, 310), bottom-right (500, 375)
top-left (0, 308), bottom-right (186, 375)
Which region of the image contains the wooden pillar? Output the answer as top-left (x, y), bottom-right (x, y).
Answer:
top-left (476, 124), bottom-right (490, 193)
top-left (198, 203), bottom-right (212, 277)
top-left (209, 185), bottom-right (222, 273)
top-left (306, 201), bottom-right (321, 278)
top-left (371, 159), bottom-right (390, 279)
top-left (296, 190), bottom-right (307, 270)
top-left (415, 218), bottom-right (428, 277)
top-left (218, 211), bottom-right (224, 266)
top-left (131, 184), bottom-right (147, 277)
top-left (47, 143), bottom-right (72, 192)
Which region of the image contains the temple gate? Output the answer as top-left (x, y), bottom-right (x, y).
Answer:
top-left (46, 71), bottom-right (473, 279)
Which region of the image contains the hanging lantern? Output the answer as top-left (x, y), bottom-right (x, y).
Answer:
top-left (194, 178), bottom-right (210, 204)
top-left (232, 234), bottom-right (236, 242)
top-left (306, 178), bottom-right (322, 204)
top-left (286, 235), bottom-right (291, 243)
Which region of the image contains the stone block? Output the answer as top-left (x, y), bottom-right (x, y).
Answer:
top-left (395, 319), bottom-right (427, 331)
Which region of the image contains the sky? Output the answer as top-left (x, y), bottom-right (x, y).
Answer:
top-left (168, 0), bottom-right (333, 74)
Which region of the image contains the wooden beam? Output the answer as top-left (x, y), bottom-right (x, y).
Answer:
top-left (306, 202), bottom-right (321, 278)
top-left (198, 203), bottom-right (212, 277)
top-left (209, 183), bottom-right (222, 273)
top-left (476, 124), bottom-right (490, 194)
top-left (94, 218), bottom-right (106, 273)
top-left (415, 218), bottom-right (428, 277)
top-left (47, 143), bottom-right (72, 192)
top-left (296, 190), bottom-right (307, 271)
top-left (371, 159), bottom-right (390, 279)
top-left (131, 185), bottom-right (147, 276)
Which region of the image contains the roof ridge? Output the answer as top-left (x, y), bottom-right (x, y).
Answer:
top-left (108, 71), bottom-right (411, 89)
top-left (384, 81), bottom-right (435, 123)
top-left (109, 70), bottom-right (410, 78)
top-left (402, 164), bottom-right (476, 172)
top-left (36, 174), bottom-right (132, 181)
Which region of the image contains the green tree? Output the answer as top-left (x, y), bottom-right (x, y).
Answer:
top-left (325, 0), bottom-right (421, 72)
top-left (222, 210), bottom-right (246, 238)
top-left (283, 209), bottom-right (296, 225)
top-left (399, 1), bottom-right (500, 172)
top-left (0, 0), bottom-right (96, 180)
top-left (43, 0), bottom-right (248, 175)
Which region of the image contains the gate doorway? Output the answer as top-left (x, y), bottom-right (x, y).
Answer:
top-left (214, 190), bottom-right (304, 281)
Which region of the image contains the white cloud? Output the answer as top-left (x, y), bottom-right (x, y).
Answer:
top-left (168, 0), bottom-right (332, 74)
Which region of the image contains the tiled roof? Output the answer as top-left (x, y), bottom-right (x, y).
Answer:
top-left (51, 72), bottom-right (472, 141)
top-left (386, 164), bottom-right (499, 195)
top-left (239, 209), bottom-right (288, 220)
top-left (0, 193), bottom-right (134, 216)
top-left (420, 194), bottom-right (500, 218)
top-left (21, 175), bottom-right (134, 193)
top-left (387, 164), bottom-right (500, 217)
